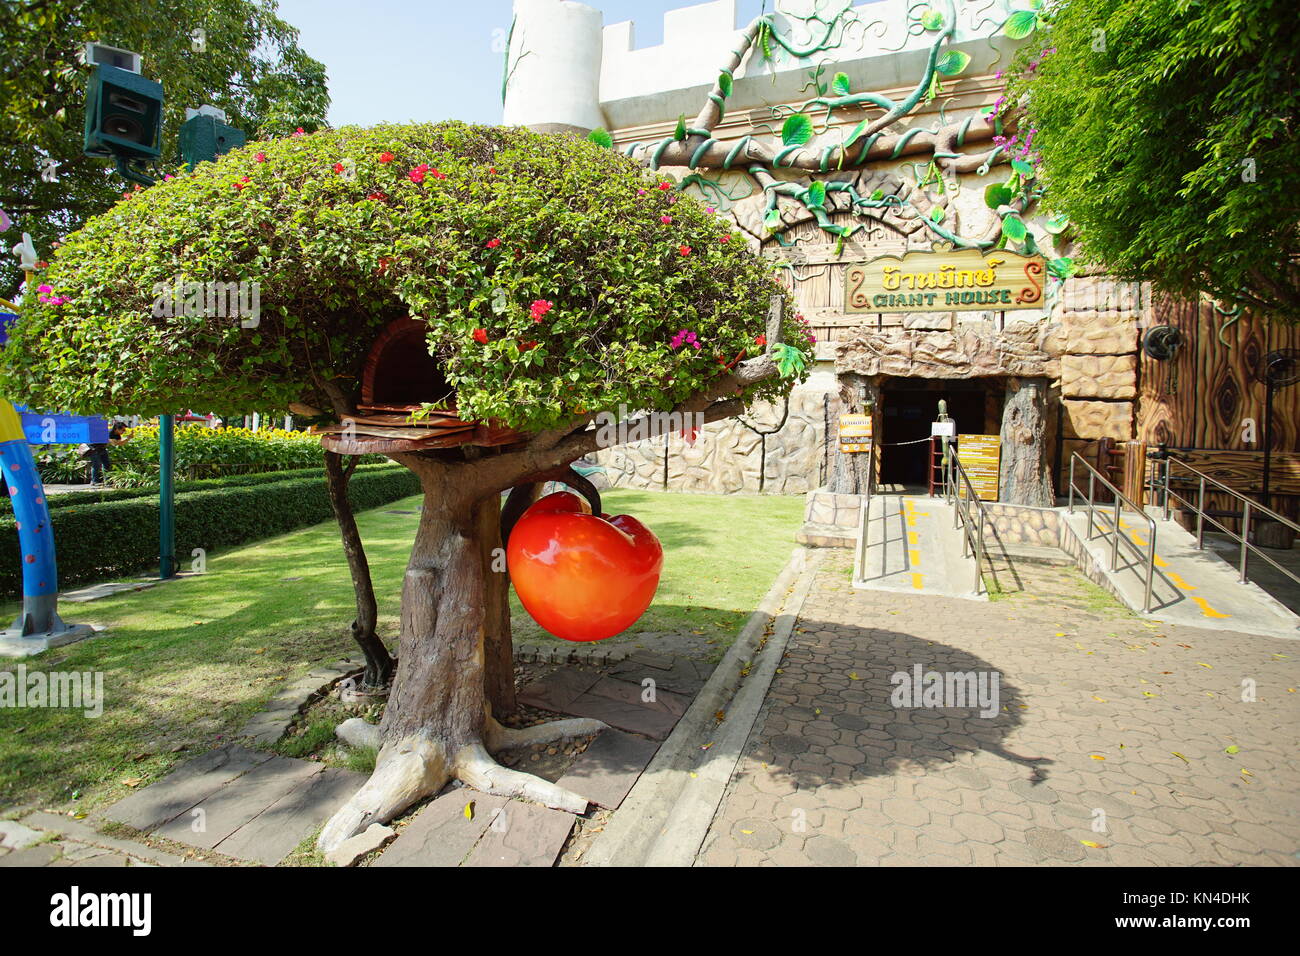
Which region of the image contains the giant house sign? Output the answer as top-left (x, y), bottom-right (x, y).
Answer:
top-left (845, 245), bottom-right (1047, 314)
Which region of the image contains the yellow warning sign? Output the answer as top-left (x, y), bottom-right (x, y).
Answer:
top-left (838, 413), bottom-right (874, 453)
top-left (957, 434), bottom-right (1000, 501)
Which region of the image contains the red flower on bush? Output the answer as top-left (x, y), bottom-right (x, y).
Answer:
top-left (473, 328), bottom-right (489, 344)
top-left (292, 127), bottom-right (305, 137)
top-left (520, 339), bottom-right (538, 351)
top-left (720, 234), bottom-right (731, 243)
top-left (658, 182), bottom-right (672, 191)
top-left (530, 300), bottom-right (553, 323)
top-left (679, 245), bottom-right (691, 257)
top-left (333, 162), bottom-right (345, 173)
top-left (755, 334), bottom-right (767, 346)
top-left (659, 215), bottom-right (672, 225)
top-left (255, 152), bottom-right (266, 163)
top-left (379, 151), bottom-right (394, 163)
top-left (233, 176), bottom-right (250, 191)
top-left (368, 191), bottom-right (388, 202)
top-left (486, 238), bottom-right (501, 249)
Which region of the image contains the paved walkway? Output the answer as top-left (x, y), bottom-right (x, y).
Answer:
top-left (698, 550), bottom-right (1300, 866)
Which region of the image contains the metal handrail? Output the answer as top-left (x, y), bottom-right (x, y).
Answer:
top-left (1151, 456), bottom-right (1300, 588)
top-left (1068, 453), bottom-right (1157, 612)
top-left (942, 446), bottom-right (987, 595)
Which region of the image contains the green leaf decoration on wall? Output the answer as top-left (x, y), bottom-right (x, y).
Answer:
top-left (806, 181), bottom-right (827, 209)
top-left (930, 206), bottom-right (945, 223)
top-left (1001, 214), bottom-right (1028, 242)
top-left (985, 183), bottom-right (1013, 209)
top-left (1045, 213), bottom-right (1071, 235)
top-left (1047, 257), bottom-right (1075, 279)
top-left (1004, 10), bottom-right (1039, 39)
top-left (674, 114), bottom-right (687, 141)
top-left (934, 51), bottom-right (971, 76)
top-left (771, 343), bottom-right (809, 378)
top-left (763, 208), bottom-right (783, 231)
top-left (587, 128), bottom-right (613, 148)
top-left (842, 119), bottom-right (870, 149)
top-left (1011, 158), bottom-right (1035, 176)
top-left (782, 113), bottom-right (814, 147)
top-left (719, 72), bottom-right (733, 97)
top-left (869, 188), bottom-right (885, 201)
top-left (832, 72), bottom-right (852, 96)
top-left (920, 8), bottom-right (945, 30)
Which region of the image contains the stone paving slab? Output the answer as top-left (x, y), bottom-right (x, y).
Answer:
top-left (462, 800), bottom-right (575, 868)
top-left (21, 811), bottom-right (210, 867)
top-left (555, 729), bottom-right (660, 810)
top-left (152, 756), bottom-right (321, 850)
top-left (608, 657), bottom-right (707, 696)
top-left (213, 766), bottom-right (364, 865)
top-left (102, 745), bottom-right (274, 831)
top-left (373, 791), bottom-right (509, 867)
top-left (517, 668), bottom-right (603, 712)
top-left (697, 550), bottom-right (1300, 867)
top-left (562, 676), bottom-right (692, 740)
top-left (0, 844), bottom-right (60, 867)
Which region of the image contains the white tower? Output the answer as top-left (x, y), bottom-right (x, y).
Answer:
top-left (502, 0), bottom-right (607, 134)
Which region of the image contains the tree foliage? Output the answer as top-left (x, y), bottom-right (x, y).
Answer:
top-left (1007, 0), bottom-right (1300, 317)
top-left (0, 0), bottom-right (329, 295)
top-left (0, 122), bottom-right (807, 429)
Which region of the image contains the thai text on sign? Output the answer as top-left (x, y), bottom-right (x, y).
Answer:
top-left (844, 243), bottom-right (1046, 314)
top-left (956, 434), bottom-right (1000, 501)
top-left (839, 413), bottom-right (873, 453)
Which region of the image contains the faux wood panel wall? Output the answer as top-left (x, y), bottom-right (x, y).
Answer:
top-left (1137, 297), bottom-right (1300, 453)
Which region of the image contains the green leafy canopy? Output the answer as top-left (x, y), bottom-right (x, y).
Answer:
top-left (0, 123), bottom-right (807, 431)
top-left (1008, 0), bottom-right (1300, 318)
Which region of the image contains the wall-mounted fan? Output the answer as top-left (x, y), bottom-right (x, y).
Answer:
top-left (1251, 348), bottom-right (1300, 507)
top-left (1142, 325), bottom-right (1184, 360)
top-left (1143, 325), bottom-right (1185, 394)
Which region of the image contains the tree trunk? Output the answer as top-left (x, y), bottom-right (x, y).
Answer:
top-left (475, 492), bottom-right (516, 718)
top-left (317, 466), bottom-right (605, 853)
top-left (999, 377), bottom-right (1054, 507)
top-left (828, 373), bottom-right (878, 494)
top-left (323, 450), bottom-right (394, 688)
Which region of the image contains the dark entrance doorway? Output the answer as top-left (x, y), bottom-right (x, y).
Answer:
top-left (880, 379), bottom-right (991, 488)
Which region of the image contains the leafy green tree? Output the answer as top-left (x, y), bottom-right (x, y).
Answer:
top-left (0, 0), bottom-right (328, 296)
top-left (1005, 0), bottom-right (1299, 317)
top-left (0, 122), bottom-right (808, 850)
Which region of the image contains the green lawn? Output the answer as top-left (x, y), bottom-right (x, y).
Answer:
top-left (0, 489), bottom-right (804, 813)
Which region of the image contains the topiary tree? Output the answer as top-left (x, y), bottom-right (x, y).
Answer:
top-left (0, 121), bottom-right (809, 850)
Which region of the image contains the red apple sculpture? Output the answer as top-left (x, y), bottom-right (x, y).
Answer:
top-left (507, 491), bottom-right (664, 642)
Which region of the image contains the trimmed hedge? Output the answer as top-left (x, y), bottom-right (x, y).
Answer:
top-left (0, 464), bottom-right (419, 596)
top-left (1, 463), bottom-right (401, 514)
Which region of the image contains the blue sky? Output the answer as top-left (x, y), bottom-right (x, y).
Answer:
top-left (274, 0), bottom-right (767, 127)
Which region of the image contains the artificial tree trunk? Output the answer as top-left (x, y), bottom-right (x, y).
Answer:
top-left (323, 450), bottom-right (394, 688)
top-left (999, 377), bottom-right (1054, 507)
top-left (475, 491), bottom-right (516, 718)
top-left (317, 463), bottom-right (604, 851)
top-left (827, 373), bottom-right (878, 494)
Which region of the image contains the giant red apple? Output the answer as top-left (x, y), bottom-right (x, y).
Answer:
top-left (507, 491), bottom-right (663, 642)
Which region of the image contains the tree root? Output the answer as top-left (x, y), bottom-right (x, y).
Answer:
top-left (317, 714), bottom-right (609, 852)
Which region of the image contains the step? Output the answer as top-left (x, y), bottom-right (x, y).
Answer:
top-left (852, 494), bottom-right (985, 601)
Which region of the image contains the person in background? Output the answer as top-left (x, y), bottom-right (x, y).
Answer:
top-left (87, 420), bottom-right (130, 486)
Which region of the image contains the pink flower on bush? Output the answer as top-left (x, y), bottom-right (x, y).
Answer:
top-left (670, 329), bottom-right (700, 351)
top-left (408, 164), bottom-right (428, 183)
top-left (659, 215), bottom-right (672, 225)
top-left (292, 127), bottom-right (305, 137)
top-left (255, 152), bottom-right (266, 163)
top-left (637, 188), bottom-right (647, 196)
top-left (530, 299), bottom-right (553, 323)
top-left (720, 235), bottom-right (731, 243)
